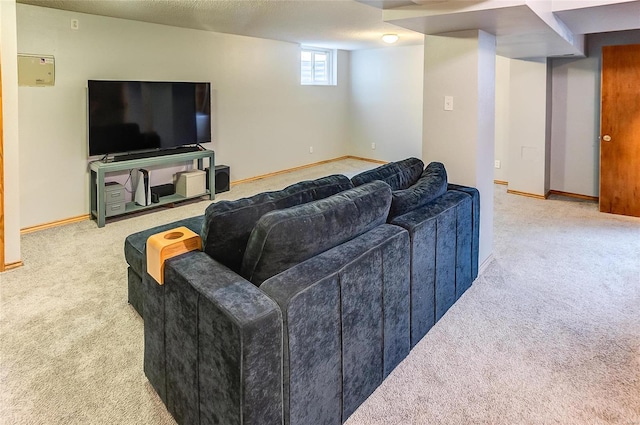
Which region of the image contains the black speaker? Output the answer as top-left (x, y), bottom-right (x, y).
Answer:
top-left (207, 165), bottom-right (230, 194)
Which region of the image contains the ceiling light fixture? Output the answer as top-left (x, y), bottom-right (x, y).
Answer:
top-left (382, 34), bottom-right (399, 44)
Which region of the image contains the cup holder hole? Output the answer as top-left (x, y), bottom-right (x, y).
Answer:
top-left (164, 231), bottom-right (184, 240)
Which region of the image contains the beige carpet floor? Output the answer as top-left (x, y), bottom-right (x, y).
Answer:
top-left (1, 158), bottom-right (639, 424)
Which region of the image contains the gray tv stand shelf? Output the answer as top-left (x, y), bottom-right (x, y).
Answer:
top-left (89, 149), bottom-right (215, 227)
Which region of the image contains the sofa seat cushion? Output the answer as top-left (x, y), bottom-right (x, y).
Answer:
top-left (201, 174), bottom-right (353, 273)
top-left (351, 157), bottom-right (424, 191)
top-left (388, 162), bottom-right (448, 220)
top-left (240, 181), bottom-right (392, 286)
top-left (124, 215), bottom-right (204, 276)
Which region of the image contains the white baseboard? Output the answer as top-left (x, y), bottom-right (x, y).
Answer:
top-left (478, 253), bottom-right (495, 277)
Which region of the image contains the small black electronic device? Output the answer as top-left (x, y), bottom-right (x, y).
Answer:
top-left (150, 183), bottom-right (175, 199)
top-left (206, 165), bottom-right (230, 193)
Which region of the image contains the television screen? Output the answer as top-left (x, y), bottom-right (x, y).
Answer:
top-left (87, 80), bottom-right (211, 157)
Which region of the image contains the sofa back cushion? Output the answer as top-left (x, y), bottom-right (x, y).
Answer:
top-left (240, 181), bottom-right (392, 286)
top-left (388, 162), bottom-right (448, 219)
top-left (201, 174), bottom-right (353, 273)
top-left (351, 157), bottom-right (424, 191)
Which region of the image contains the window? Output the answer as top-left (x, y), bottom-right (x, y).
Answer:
top-left (301, 47), bottom-right (336, 86)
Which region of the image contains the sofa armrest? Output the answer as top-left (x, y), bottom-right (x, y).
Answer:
top-left (389, 190), bottom-right (474, 344)
top-left (124, 215), bottom-right (204, 317)
top-left (260, 224), bottom-right (410, 424)
top-left (149, 251), bottom-right (284, 425)
top-left (447, 183), bottom-right (480, 279)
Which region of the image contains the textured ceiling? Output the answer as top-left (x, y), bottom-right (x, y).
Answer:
top-left (17, 0), bottom-right (426, 50)
top-left (16, 0), bottom-right (640, 56)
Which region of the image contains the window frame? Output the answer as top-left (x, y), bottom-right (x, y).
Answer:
top-left (300, 46), bottom-right (337, 86)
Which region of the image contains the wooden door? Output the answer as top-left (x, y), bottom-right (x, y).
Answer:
top-left (600, 44), bottom-right (640, 217)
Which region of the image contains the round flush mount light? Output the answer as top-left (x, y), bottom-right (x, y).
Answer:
top-left (382, 34), bottom-right (399, 44)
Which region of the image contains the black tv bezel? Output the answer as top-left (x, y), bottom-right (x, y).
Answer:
top-left (86, 79), bottom-right (211, 160)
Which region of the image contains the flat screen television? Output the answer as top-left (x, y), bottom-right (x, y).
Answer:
top-left (87, 80), bottom-right (211, 158)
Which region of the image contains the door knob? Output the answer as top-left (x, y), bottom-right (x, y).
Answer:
top-left (603, 135), bottom-right (612, 142)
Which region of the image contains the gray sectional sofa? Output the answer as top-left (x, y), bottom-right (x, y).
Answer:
top-left (351, 158), bottom-right (479, 345)
top-left (123, 157), bottom-right (479, 425)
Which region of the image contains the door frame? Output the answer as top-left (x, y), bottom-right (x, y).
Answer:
top-left (1, 63), bottom-right (5, 272)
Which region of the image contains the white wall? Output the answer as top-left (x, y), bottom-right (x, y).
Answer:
top-left (505, 58), bottom-right (549, 196)
top-left (349, 45), bottom-right (423, 161)
top-left (423, 32), bottom-right (481, 184)
top-left (550, 57), bottom-right (599, 196)
top-left (494, 55), bottom-right (510, 182)
top-left (423, 30), bottom-right (495, 266)
top-left (16, 4), bottom-right (351, 228)
top-left (496, 30), bottom-right (640, 198)
top-left (1, 0), bottom-right (21, 264)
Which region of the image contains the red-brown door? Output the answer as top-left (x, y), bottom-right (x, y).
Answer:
top-left (600, 44), bottom-right (640, 217)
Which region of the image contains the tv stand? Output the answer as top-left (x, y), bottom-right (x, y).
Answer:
top-left (89, 149), bottom-right (214, 227)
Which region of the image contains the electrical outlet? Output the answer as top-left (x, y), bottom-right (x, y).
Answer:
top-left (494, 160), bottom-right (501, 169)
top-left (444, 96), bottom-right (454, 111)
top-left (371, 143), bottom-right (376, 150)
top-left (309, 146), bottom-right (313, 154)
top-left (71, 19), bottom-right (79, 30)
